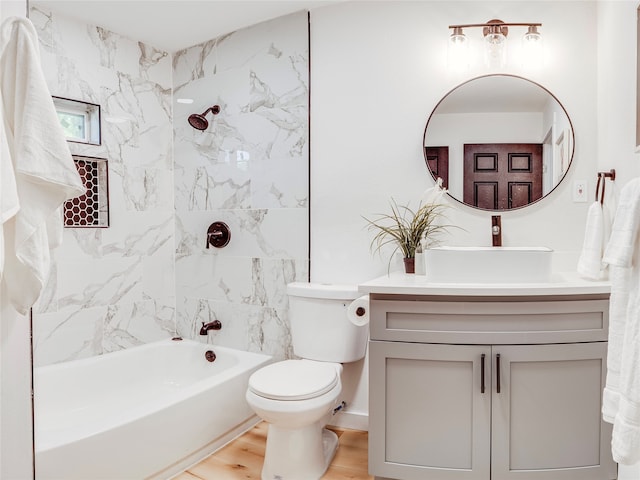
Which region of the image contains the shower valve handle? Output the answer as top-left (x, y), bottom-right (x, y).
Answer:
top-left (206, 222), bottom-right (231, 249)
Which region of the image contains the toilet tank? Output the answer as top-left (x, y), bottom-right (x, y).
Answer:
top-left (287, 282), bottom-right (368, 363)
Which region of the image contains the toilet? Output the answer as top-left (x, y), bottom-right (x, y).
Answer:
top-left (245, 282), bottom-right (369, 480)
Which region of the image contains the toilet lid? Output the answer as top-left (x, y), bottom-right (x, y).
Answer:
top-left (248, 360), bottom-right (339, 401)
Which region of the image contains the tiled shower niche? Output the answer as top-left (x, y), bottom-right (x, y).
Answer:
top-left (64, 155), bottom-right (109, 228)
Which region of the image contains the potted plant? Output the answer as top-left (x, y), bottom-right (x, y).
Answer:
top-left (364, 198), bottom-right (451, 274)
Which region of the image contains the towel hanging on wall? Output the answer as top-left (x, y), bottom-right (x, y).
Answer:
top-left (0, 94), bottom-right (20, 280)
top-left (577, 170), bottom-right (617, 280)
top-left (0, 16), bottom-right (84, 314)
top-left (577, 200), bottom-right (605, 280)
top-left (601, 176), bottom-right (640, 464)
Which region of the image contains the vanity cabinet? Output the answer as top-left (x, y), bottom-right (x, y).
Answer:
top-left (368, 294), bottom-right (617, 480)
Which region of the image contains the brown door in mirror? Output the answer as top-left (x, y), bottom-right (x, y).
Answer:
top-left (463, 143), bottom-right (543, 210)
top-left (425, 146), bottom-right (449, 189)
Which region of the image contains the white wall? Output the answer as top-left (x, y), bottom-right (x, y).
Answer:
top-left (310, 0), bottom-right (598, 426)
top-left (598, 0), bottom-right (640, 186)
top-left (311, 1), bottom-right (598, 284)
top-left (0, 1), bottom-right (25, 18)
top-left (597, 1), bottom-right (640, 477)
top-left (1, 3), bottom-right (33, 480)
top-left (0, 290), bottom-right (33, 480)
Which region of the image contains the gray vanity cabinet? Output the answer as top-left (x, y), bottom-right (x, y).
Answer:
top-left (370, 341), bottom-right (491, 480)
top-left (491, 342), bottom-right (610, 480)
top-left (368, 294), bottom-right (617, 480)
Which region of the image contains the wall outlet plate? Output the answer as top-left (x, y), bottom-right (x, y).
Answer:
top-left (573, 180), bottom-right (588, 202)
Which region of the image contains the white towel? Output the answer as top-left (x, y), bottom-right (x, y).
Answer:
top-left (0, 93), bottom-right (20, 280)
top-left (601, 264), bottom-right (631, 423)
top-left (0, 17), bottom-right (84, 314)
top-left (603, 179), bottom-right (640, 269)
top-left (601, 177), bottom-right (640, 464)
top-left (577, 200), bottom-right (606, 280)
top-left (602, 182), bottom-right (618, 253)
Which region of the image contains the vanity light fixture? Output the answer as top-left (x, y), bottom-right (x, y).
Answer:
top-left (448, 19), bottom-right (542, 69)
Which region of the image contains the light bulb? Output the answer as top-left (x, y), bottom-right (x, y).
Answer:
top-left (484, 27), bottom-right (507, 68)
top-left (522, 25), bottom-right (543, 68)
top-left (448, 27), bottom-right (469, 72)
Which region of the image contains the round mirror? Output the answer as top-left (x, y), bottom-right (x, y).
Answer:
top-left (423, 74), bottom-right (574, 211)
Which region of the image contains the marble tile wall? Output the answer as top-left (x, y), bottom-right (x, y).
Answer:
top-left (173, 11), bottom-right (309, 360)
top-left (31, 7), bottom-right (175, 366)
top-left (31, 9), bottom-right (309, 366)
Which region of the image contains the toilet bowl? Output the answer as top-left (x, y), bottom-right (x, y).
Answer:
top-left (245, 282), bottom-right (369, 480)
top-left (246, 360), bottom-right (344, 480)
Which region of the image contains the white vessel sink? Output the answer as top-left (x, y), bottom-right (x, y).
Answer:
top-left (425, 246), bottom-right (553, 283)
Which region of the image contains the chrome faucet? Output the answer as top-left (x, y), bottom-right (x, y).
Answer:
top-left (491, 215), bottom-right (502, 247)
top-left (199, 320), bottom-right (222, 335)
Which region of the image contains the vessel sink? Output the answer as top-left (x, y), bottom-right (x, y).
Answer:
top-left (424, 246), bottom-right (553, 283)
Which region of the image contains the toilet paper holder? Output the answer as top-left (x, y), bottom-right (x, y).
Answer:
top-left (347, 295), bottom-right (370, 327)
top-left (206, 222), bottom-right (231, 248)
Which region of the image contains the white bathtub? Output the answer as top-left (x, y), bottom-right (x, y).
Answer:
top-left (34, 338), bottom-right (272, 480)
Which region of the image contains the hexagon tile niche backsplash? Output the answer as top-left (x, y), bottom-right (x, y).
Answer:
top-left (64, 156), bottom-right (109, 228)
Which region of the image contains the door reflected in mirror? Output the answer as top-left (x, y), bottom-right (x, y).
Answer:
top-left (423, 74), bottom-right (574, 211)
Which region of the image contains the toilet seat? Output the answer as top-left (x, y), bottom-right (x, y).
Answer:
top-left (248, 360), bottom-right (339, 401)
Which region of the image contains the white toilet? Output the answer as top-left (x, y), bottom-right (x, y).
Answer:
top-left (245, 282), bottom-right (368, 480)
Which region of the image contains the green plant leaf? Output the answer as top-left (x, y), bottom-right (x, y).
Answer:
top-left (363, 198), bottom-right (456, 271)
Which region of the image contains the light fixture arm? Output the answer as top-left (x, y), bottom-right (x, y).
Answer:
top-left (449, 20), bottom-right (542, 40)
top-left (448, 21), bottom-right (542, 30)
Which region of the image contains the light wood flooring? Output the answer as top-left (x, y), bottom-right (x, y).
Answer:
top-left (174, 422), bottom-right (373, 480)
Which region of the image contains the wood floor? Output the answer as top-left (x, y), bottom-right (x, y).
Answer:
top-left (174, 422), bottom-right (373, 480)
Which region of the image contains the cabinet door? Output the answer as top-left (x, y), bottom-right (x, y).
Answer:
top-left (491, 342), bottom-right (616, 480)
top-left (369, 341), bottom-right (491, 480)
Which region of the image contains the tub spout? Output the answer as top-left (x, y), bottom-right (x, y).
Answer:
top-left (199, 320), bottom-right (222, 335)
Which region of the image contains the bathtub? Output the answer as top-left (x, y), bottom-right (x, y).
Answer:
top-left (34, 338), bottom-right (272, 480)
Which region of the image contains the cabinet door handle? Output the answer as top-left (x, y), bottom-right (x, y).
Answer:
top-left (481, 353), bottom-right (486, 394)
top-left (496, 353), bottom-right (501, 394)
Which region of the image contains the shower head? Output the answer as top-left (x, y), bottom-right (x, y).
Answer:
top-left (188, 105), bottom-right (220, 131)
top-left (188, 114), bottom-right (208, 131)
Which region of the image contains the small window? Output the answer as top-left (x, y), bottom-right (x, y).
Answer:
top-left (53, 96), bottom-right (101, 145)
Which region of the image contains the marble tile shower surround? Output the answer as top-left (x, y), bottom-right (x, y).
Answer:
top-left (30, 6), bottom-right (175, 366)
top-left (30, 8), bottom-right (309, 366)
top-left (173, 11), bottom-right (309, 360)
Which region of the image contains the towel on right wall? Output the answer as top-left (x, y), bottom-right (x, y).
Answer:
top-left (601, 177), bottom-right (640, 465)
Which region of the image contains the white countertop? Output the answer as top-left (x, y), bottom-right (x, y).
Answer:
top-left (359, 271), bottom-right (611, 297)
